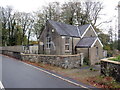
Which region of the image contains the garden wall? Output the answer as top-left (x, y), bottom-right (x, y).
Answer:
top-left (1, 49), bottom-right (83, 69)
top-left (2, 50), bottom-right (22, 59)
top-left (22, 54), bottom-right (83, 69)
top-left (101, 59), bottom-right (120, 82)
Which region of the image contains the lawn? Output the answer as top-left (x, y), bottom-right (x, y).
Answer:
top-left (109, 55), bottom-right (120, 62)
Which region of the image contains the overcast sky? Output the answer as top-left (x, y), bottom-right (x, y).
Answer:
top-left (0, 0), bottom-right (120, 39)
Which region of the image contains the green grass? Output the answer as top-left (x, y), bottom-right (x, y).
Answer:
top-left (109, 55), bottom-right (120, 62)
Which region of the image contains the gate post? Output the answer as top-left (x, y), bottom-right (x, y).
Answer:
top-left (80, 53), bottom-right (84, 66)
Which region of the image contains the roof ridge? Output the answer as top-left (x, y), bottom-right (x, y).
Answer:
top-left (48, 20), bottom-right (90, 27)
top-left (48, 20), bottom-right (75, 27)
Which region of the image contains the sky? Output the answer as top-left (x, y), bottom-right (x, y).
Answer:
top-left (0, 0), bottom-right (120, 40)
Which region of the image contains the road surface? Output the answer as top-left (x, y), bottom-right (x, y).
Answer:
top-left (1, 55), bottom-right (81, 88)
top-left (0, 55), bottom-right (2, 81)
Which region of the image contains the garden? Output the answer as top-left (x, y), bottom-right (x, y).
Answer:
top-left (109, 55), bottom-right (120, 62)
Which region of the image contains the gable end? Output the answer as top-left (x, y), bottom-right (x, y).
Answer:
top-left (91, 38), bottom-right (103, 48)
top-left (81, 24), bottom-right (98, 38)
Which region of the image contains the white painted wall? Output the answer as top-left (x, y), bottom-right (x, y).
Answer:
top-left (24, 45), bottom-right (38, 54)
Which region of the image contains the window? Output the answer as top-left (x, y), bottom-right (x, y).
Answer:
top-left (65, 37), bottom-right (70, 44)
top-left (65, 45), bottom-right (69, 50)
top-left (46, 36), bottom-right (51, 49)
top-left (96, 47), bottom-right (98, 56)
top-left (65, 37), bottom-right (70, 50)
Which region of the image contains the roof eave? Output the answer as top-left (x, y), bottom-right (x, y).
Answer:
top-left (75, 46), bottom-right (91, 48)
top-left (90, 37), bottom-right (103, 48)
top-left (81, 24), bottom-right (98, 38)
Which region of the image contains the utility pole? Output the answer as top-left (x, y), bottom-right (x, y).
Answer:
top-left (118, 1), bottom-right (120, 51)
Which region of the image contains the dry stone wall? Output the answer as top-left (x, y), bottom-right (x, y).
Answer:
top-left (101, 59), bottom-right (120, 82)
top-left (2, 50), bottom-right (22, 59)
top-left (1, 49), bottom-right (83, 69)
top-left (22, 54), bottom-right (83, 69)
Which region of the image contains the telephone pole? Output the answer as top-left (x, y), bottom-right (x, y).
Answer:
top-left (118, 1), bottom-right (120, 51)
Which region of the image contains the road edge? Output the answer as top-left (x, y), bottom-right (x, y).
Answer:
top-left (2, 54), bottom-right (94, 89)
top-left (0, 81), bottom-right (5, 90)
top-left (22, 62), bottom-right (90, 89)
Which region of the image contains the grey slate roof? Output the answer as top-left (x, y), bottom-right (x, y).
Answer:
top-left (76, 37), bottom-right (97, 48)
top-left (78, 24), bottom-right (90, 36)
top-left (48, 20), bottom-right (90, 37)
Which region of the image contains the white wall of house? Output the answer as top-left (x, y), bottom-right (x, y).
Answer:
top-left (24, 45), bottom-right (38, 54)
top-left (29, 45), bottom-right (38, 54)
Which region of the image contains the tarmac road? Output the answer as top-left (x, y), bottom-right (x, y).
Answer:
top-left (1, 55), bottom-right (81, 88)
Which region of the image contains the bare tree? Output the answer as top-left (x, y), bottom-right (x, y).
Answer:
top-left (15, 12), bottom-right (33, 45)
top-left (61, 2), bottom-right (77, 25)
top-left (42, 2), bottom-right (61, 21)
top-left (83, 1), bottom-right (103, 26)
top-left (1, 6), bottom-right (16, 45)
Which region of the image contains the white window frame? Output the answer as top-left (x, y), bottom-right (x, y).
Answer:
top-left (46, 36), bottom-right (51, 49)
top-left (65, 37), bottom-right (70, 51)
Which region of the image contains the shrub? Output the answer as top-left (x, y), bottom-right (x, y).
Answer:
top-left (83, 57), bottom-right (89, 65)
top-left (89, 67), bottom-right (97, 71)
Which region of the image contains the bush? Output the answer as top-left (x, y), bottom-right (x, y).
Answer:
top-left (107, 50), bottom-right (113, 57)
top-left (95, 62), bottom-right (100, 65)
top-left (83, 57), bottom-right (89, 65)
top-left (89, 67), bottom-right (97, 71)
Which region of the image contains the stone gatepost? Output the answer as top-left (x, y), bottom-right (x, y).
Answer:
top-left (80, 53), bottom-right (84, 65)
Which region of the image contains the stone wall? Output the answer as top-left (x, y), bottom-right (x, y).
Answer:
top-left (1, 49), bottom-right (83, 69)
top-left (101, 59), bottom-right (120, 82)
top-left (2, 50), bottom-right (22, 59)
top-left (2, 46), bottom-right (24, 53)
top-left (22, 54), bottom-right (83, 69)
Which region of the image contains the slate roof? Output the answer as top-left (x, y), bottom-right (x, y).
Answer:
top-left (78, 24), bottom-right (90, 36)
top-left (48, 20), bottom-right (90, 37)
top-left (76, 37), bottom-right (97, 48)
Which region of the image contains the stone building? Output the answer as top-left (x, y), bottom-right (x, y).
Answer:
top-left (39, 20), bottom-right (103, 65)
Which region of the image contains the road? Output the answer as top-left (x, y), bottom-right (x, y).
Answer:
top-left (1, 55), bottom-right (81, 88)
top-left (0, 55), bottom-right (2, 81)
